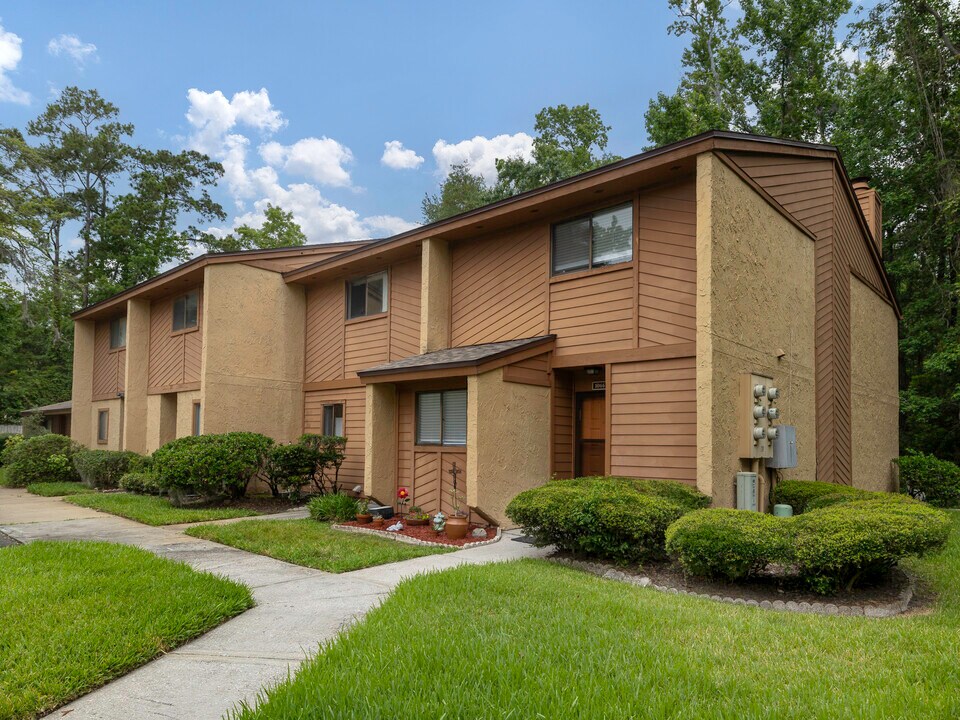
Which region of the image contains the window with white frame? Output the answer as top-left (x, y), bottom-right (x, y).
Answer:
top-left (346, 271), bottom-right (388, 319)
top-left (416, 390), bottom-right (467, 446)
top-left (551, 203), bottom-right (633, 275)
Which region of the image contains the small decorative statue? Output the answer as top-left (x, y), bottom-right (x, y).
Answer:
top-left (432, 510), bottom-right (446, 534)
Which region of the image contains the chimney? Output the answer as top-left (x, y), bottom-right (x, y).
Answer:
top-left (851, 177), bottom-right (883, 254)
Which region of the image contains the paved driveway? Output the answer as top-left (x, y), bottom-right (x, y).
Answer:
top-left (0, 489), bottom-right (547, 719)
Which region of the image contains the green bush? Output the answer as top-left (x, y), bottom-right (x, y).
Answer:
top-left (792, 498), bottom-right (951, 593)
top-left (0, 433), bottom-right (16, 457)
top-left (896, 453), bottom-right (960, 508)
top-left (118, 471), bottom-right (163, 495)
top-left (773, 480), bottom-right (871, 514)
top-left (0, 433), bottom-right (24, 466)
top-left (4, 434), bottom-right (82, 486)
top-left (666, 509), bottom-right (794, 580)
top-left (73, 449), bottom-right (140, 489)
top-left (506, 477), bottom-right (707, 563)
top-left (298, 434), bottom-right (347, 493)
top-left (308, 493), bottom-right (359, 522)
top-left (264, 444), bottom-right (318, 498)
top-left (153, 432), bottom-right (274, 504)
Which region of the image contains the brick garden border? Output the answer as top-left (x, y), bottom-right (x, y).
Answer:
top-left (332, 523), bottom-right (502, 549)
top-left (550, 556), bottom-right (915, 618)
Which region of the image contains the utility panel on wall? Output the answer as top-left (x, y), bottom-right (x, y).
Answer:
top-left (738, 373), bottom-right (780, 459)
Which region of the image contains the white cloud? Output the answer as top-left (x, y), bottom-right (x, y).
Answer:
top-left (186, 88), bottom-right (286, 156)
top-left (364, 215), bottom-right (421, 236)
top-left (0, 21), bottom-right (30, 104)
top-left (381, 140), bottom-right (424, 170)
top-left (432, 132), bottom-right (534, 184)
top-left (47, 34), bottom-right (98, 67)
top-left (259, 137), bottom-right (353, 187)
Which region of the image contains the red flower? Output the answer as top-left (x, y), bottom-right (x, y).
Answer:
top-left (398, 487), bottom-right (409, 499)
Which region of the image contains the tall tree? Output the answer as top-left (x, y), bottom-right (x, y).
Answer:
top-left (218, 204), bottom-right (307, 251)
top-left (421, 162), bottom-right (492, 223)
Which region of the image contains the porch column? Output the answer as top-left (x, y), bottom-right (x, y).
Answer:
top-left (123, 297), bottom-right (150, 453)
top-left (419, 237), bottom-right (451, 353)
top-left (364, 383), bottom-right (397, 502)
top-left (70, 319), bottom-right (95, 446)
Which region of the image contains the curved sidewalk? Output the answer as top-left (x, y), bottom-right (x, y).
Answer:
top-left (0, 488), bottom-right (548, 719)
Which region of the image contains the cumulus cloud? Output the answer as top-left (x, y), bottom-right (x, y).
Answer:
top-left (381, 140), bottom-right (424, 170)
top-left (432, 132), bottom-right (533, 184)
top-left (47, 34), bottom-right (98, 66)
top-left (0, 21), bottom-right (30, 104)
top-left (260, 137), bottom-right (353, 187)
top-left (364, 214), bottom-right (421, 236)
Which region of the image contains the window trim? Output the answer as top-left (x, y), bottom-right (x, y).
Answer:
top-left (97, 408), bottom-right (109, 444)
top-left (345, 271), bottom-right (389, 321)
top-left (550, 201), bottom-right (635, 277)
top-left (415, 389), bottom-right (467, 448)
top-left (191, 401), bottom-right (201, 436)
top-left (171, 289), bottom-right (201, 335)
top-left (322, 403), bottom-right (345, 437)
top-left (109, 316), bottom-right (126, 351)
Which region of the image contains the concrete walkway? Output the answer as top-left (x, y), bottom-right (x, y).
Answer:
top-left (0, 489), bottom-right (547, 720)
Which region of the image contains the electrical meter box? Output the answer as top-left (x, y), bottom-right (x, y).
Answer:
top-left (736, 472), bottom-right (759, 511)
top-left (738, 373), bottom-right (780, 459)
top-left (768, 425), bottom-right (798, 469)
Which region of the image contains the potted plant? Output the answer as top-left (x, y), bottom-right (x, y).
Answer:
top-left (355, 498), bottom-right (372, 524)
top-left (445, 462), bottom-right (469, 540)
top-left (372, 514), bottom-right (385, 528)
top-left (406, 506), bottom-right (430, 526)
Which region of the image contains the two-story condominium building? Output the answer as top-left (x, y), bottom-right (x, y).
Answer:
top-left (70, 131), bottom-right (900, 525)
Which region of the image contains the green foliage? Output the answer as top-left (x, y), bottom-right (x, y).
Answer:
top-left (118, 471), bottom-right (163, 495)
top-left (298, 434), bottom-right (347, 493)
top-left (5, 433), bottom-right (81, 486)
top-left (64, 493), bottom-right (259, 525)
top-left (73, 449), bottom-right (140, 489)
top-left (505, 477), bottom-right (704, 562)
top-left (152, 432), bottom-right (273, 502)
top-left (27, 481), bottom-right (95, 497)
top-left (307, 493), bottom-right (359, 522)
top-left (421, 162), bottom-right (493, 223)
top-left (0, 432), bottom-right (23, 465)
top-left (772, 479), bottom-right (872, 514)
top-left (21, 412), bottom-right (49, 438)
top-left (263, 443), bottom-right (318, 498)
top-left (217, 204), bottom-right (308, 251)
top-left (896, 453), bottom-right (960, 508)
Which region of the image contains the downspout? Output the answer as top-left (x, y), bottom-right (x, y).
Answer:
top-left (117, 392), bottom-right (125, 450)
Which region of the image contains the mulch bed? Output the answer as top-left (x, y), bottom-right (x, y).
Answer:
top-left (338, 520), bottom-right (497, 547)
top-left (220, 495), bottom-right (308, 514)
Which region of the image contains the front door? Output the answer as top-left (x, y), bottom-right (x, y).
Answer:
top-left (576, 392), bottom-right (606, 476)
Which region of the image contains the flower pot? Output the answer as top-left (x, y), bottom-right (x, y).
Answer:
top-left (356, 513), bottom-right (372, 524)
top-left (406, 517), bottom-right (429, 526)
top-left (372, 517), bottom-right (385, 528)
top-left (445, 516), bottom-right (469, 540)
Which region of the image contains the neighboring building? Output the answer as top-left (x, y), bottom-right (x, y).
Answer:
top-left (70, 131), bottom-right (900, 525)
top-left (20, 401), bottom-right (72, 436)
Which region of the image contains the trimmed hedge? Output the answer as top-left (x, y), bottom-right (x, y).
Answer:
top-left (4, 434), bottom-right (82, 486)
top-left (896, 453), bottom-right (960, 508)
top-left (308, 493), bottom-right (359, 522)
top-left (74, 449), bottom-right (140, 489)
top-left (264, 444), bottom-right (318, 498)
top-left (506, 477), bottom-right (710, 563)
top-left (119, 471), bottom-right (163, 495)
top-left (772, 480), bottom-right (872, 514)
top-left (152, 432), bottom-right (274, 504)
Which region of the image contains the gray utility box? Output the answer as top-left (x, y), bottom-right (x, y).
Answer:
top-left (736, 472), bottom-right (758, 512)
top-left (768, 425), bottom-right (798, 469)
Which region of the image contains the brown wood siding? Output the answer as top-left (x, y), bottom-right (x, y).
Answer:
top-left (411, 449), bottom-right (468, 517)
top-left (503, 352), bottom-right (551, 386)
top-left (344, 315), bottom-right (389, 376)
top-left (389, 259), bottom-right (421, 360)
top-left (397, 389), bottom-right (414, 490)
top-left (304, 281), bottom-right (345, 383)
top-left (550, 266), bottom-right (634, 354)
top-left (609, 357), bottom-right (697, 484)
top-left (147, 288), bottom-right (202, 391)
top-left (303, 387), bottom-right (365, 488)
top-left (450, 225), bottom-right (548, 347)
top-left (636, 180), bottom-right (697, 346)
top-left (552, 372), bottom-right (574, 478)
top-left (92, 319), bottom-right (125, 400)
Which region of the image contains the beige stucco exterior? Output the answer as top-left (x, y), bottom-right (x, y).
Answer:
top-left (70, 319), bottom-right (95, 447)
top-left (91, 398), bottom-right (123, 450)
top-left (122, 297), bottom-right (151, 454)
top-left (850, 276), bottom-right (899, 491)
top-left (363, 383), bottom-right (397, 501)
top-left (145, 393), bottom-right (177, 453)
top-left (696, 153), bottom-right (818, 506)
top-left (467, 368), bottom-right (550, 526)
top-left (419, 237), bottom-right (451, 353)
top-left (199, 263), bottom-right (305, 441)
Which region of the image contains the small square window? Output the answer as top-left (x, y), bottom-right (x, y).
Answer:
top-left (173, 290), bottom-right (199, 332)
top-left (109, 316), bottom-right (126, 349)
top-left (323, 403), bottom-right (344, 436)
top-left (97, 409), bottom-right (109, 444)
top-left (346, 272), bottom-right (388, 319)
top-left (416, 390), bottom-right (466, 446)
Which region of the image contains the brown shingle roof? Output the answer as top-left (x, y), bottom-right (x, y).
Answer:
top-left (357, 336), bottom-right (556, 377)
top-left (22, 400), bottom-right (72, 415)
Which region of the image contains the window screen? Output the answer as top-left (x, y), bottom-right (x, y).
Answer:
top-left (109, 316), bottom-right (126, 349)
top-left (346, 272), bottom-right (388, 319)
top-left (416, 390), bottom-right (466, 446)
top-left (551, 203), bottom-right (633, 275)
top-left (323, 404), bottom-right (344, 436)
top-left (173, 290), bottom-right (199, 331)
top-left (97, 410), bottom-right (108, 443)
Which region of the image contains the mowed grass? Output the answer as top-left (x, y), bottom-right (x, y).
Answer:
top-left (232, 513), bottom-right (960, 720)
top-left (26, 481), bottom-right (95, 497)
top-left (0, 540), bottom-right (252, 720)
top-left (64, 492), bottom-right (259, 525)
top-left (185, 519), bottom-right (452, 573)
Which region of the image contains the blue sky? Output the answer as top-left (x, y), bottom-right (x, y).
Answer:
top-left (0, 2), bottom-right (850, 244)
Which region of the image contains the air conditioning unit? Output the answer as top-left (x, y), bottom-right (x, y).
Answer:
top-left (736, 472), bottom-right (758, 512)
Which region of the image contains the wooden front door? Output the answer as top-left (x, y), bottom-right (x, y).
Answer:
top-left (576, 392), bottom-right (606, 476)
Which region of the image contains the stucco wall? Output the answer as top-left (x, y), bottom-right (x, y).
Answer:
top-left (850, 276), bottom-right (899, 490)
top-left (122, 297), bottom-right (151, 453)
top-left (199, 263), bottom-right (305, 441)
top-left (467, 368), bottom-right (550, 526)
top-left (71, 319), bottom-right (95, 447)
top-left (363, 383), bottom-right (397, 502)
top-left (145, 393), bottom-right (177, 453)
top-left (696, 153), bottom-right (818, 506)
top-left (91, 398), bottom-right (122, 450)
top-left (176, 389), bottom-right (201, 438)
top-left (419, 238), bottom-right (450, 353)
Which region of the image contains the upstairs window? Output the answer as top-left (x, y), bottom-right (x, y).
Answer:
top-left (551, 203), bottom-right (633, 275)
top-left (109, 316), bottom-right (126, 349)
top-left (346, 271), bottom-right (388, 319)
top-left (416, 389), bottom-right (467, 446)
top-left (323, 403), bottom-right (344, 436)
top-left (172, 290), bottom-right (199, 332)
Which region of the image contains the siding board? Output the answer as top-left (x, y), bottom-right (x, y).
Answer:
top-left (303, 387), bottom-right (365, 488)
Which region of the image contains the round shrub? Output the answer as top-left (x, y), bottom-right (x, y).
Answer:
top-left (73, 449), bottom-right (140, 489)
top-left (506, 477), bottom-right (703, 562)
top-left (119, 471), bottom-right (163, 495)
top-left (792, 498), bottom-right (951, 594)
top-left (5, 433), bottom-right (82, 486)
top-left (153, 432), bottom-right (274, 504)
top-left (666, 509), bottom-right (794, 580)
top-left (773, 479), bottom-right (870, 514)
top-left (264, 444), bottom-right (319, 498)
top-left (0, 433), bottom-right (24, 466)
top-left (308, 493), bottom-right (359, 522)
top-left (896, 453), bottom-right (960, 508)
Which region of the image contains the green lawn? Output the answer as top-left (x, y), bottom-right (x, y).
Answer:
top-left (26, 481), bottom-right (95, 497)
top-left (231, 512), bottom-right (960, 720)
top-left (0, 540), bottom-right (252, 720)
top-left (185, 519), bottom-right (453, 573)
top-left (64, 492), bottom-right (259, 525)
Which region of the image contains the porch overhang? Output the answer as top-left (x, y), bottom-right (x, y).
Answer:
top-left (356, 335), bottom-right (556, 385)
